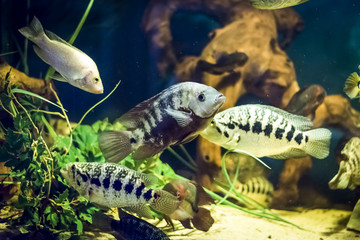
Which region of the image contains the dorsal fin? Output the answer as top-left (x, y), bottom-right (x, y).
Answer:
top-left (251, 104), bottom-right (313, 131)
top-left (117, 89), bottom-right (167, 129)
top-left (45, 30), bottom-right (85, 54)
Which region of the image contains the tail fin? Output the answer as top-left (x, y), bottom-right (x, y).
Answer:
top-left (304, 128), bottom-right (332, 159)
top-left (98, 130), bottom-right (133, 163)
top-left (18, 16), bottom-right (44, 42)
top-left (150, 190), bottom-right (179, 215)
top-left (344, 72), bottom-right (360, 99)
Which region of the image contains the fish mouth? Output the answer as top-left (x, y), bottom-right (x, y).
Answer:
top-left (90, 87), bottom-right (104, 94)
top-left (216, 94), bottom-right (226, 106)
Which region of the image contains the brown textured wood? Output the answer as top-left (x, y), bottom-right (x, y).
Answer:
top-left (0, 58), bottom-right (55, 100)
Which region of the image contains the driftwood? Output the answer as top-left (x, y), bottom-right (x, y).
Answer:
top-left (0, 57), bottom-right (55, 100)
top-left (142, 0), bottom-right (360, 208)
top-left (272, 95), bottom-right (360, 208)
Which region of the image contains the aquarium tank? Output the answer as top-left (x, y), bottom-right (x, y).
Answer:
top-left (1, 0), bottom-right (360, 239)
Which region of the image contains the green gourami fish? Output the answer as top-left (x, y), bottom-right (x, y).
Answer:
top-left (250, 0), bottom-right (309, 10)
top-left (18, 17), bottom-right (103, 94)
top-left (61, 162), bottom-right (179, 218)
top-left (201, 104), bottom-right (331, 159)
top-left (99, 82), bottom-right (225, 163)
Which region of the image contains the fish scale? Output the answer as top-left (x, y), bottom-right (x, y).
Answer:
top-left (99, 82), bottom-right (225, 162)
top-left (201, 104), bottom-right (331, 159)
top-left (61, 162), bottom-right (179, 218)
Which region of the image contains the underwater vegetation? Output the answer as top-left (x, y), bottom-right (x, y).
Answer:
top-left (1, 0), bottom-right (360, 239)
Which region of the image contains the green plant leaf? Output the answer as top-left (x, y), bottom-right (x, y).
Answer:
top-left (11, 88), bottom-right (67, 111)
top-left (46, 212), bottom-right (59, 228)
top-left (56, 189), bottom-right (69, 204)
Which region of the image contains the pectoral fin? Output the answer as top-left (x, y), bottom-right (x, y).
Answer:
top-left (50, 72), bottom-right (68, 82)
top-left (165, 108), bottom-right (192, 127)
top-left (99, 130), bottom-right (133, 163)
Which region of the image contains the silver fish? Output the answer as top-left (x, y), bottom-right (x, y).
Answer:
top-left (18, 17), bottom-right (103, 94)
top-left (201, 104), bottom-right (331, 159)
top-left (99, 82), bottom-right (225, 162)
top-left (60, 162), bottom-right (179, 218)
top-left (329, 137), bottom-right (360, 190)
top-left (250, 0), bottom-right (309, 10)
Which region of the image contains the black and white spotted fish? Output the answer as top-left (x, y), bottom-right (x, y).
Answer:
top-left (200, 104), bottom-right (332, 159)
top-left (99, 82), bottom-right (225, 162)
top-left (60, 162), bottom-right (179, 218)
top-left (329, 137), bottom-right (360, 190)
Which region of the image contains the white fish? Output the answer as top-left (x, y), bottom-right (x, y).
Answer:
top-left (99, 82), bottom-right (225, 163)
top-left (329, 137), bottom-right (360, 190)
top-left (61, 162), bottom-right (179, 218)
top-left (250, 0), bottom-right (309, 10)
top-left (201, 104), bottom-right (331, 159)
top-left (18, 17), bottom-right (103, 94)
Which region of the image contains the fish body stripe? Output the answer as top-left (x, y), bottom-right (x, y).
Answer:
top-left (67, 163), bottom-right (159, 208)
top-left (128, 84), bottom-right (193, 147)
top-left (202, 105), bottom-right (312, 158)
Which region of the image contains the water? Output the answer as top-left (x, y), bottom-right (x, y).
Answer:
top-left (1, 0), bottom-right (360, 239)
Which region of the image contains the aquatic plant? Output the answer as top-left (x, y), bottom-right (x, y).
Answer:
top-left (0, 75), bottom-right (177, 236)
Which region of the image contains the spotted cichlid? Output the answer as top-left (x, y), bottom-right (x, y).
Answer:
top-left (99, 82), bottom-right (225, 163)
top-left (18, 17), bottom-right (103, 94)
top-left (329, 137), bottom-right (360, 190)
top-left (201, 104), bottom-right (331, 159)
top-left (60, 162), bottom-right (179, 218)
top-left (250, 0), bottom-right (309, 10)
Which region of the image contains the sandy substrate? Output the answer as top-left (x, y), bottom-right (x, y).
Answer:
top-left (154, 206), bottom-right (359, 240)
top-left (1, 205), bottom-right (359, 239)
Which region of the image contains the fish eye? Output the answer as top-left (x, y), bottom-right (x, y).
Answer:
top-left (198, 93), bottom-right (206, 102)
top-left (94, 77), bottom-right (99, 82)
top-left (176, 192), bottom-right (181, 199)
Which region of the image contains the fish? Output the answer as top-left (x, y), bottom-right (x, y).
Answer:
top-left (196, 51), bottom-right (248, 75)
top-left (60, 162), bottom-right (179, 218)
top-left (162, 180), bottom-right (214, 232)
top-left (250, 0), bottom-right (309, 10)
top-left (113, 210), bottom-right (170, 240)
top-left (329, 137), bottom-right (360, 190)
top-left (200, 104), bottom-right (332, 159)
top-left (344, 66), bottom-right (360, 99)
top-left (285, 85), bottom-right (326, 119)
top-left (99, 82), bottom-right (225, 163)
top-left (88, 210), bottom-right (170, 240)
top-left (18, 17), bottom-right (103, 94)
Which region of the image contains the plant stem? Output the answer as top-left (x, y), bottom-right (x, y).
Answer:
top-left (49, 83), bottom-right (72, 154)
top-left (12, 92), bottom-right (39, 135)
top-left (41, 115), bottom-right (57, 139)
top-left (77, 80), bottom-right (121, 126)
top-left (179, 145), bottom-right (197, 168)
top-left (0, 181), bottom-right (20, 185)
top-left (167, 147), bottom-right (196, 172)
top-left (215, 153), bottom-right (241, 207)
